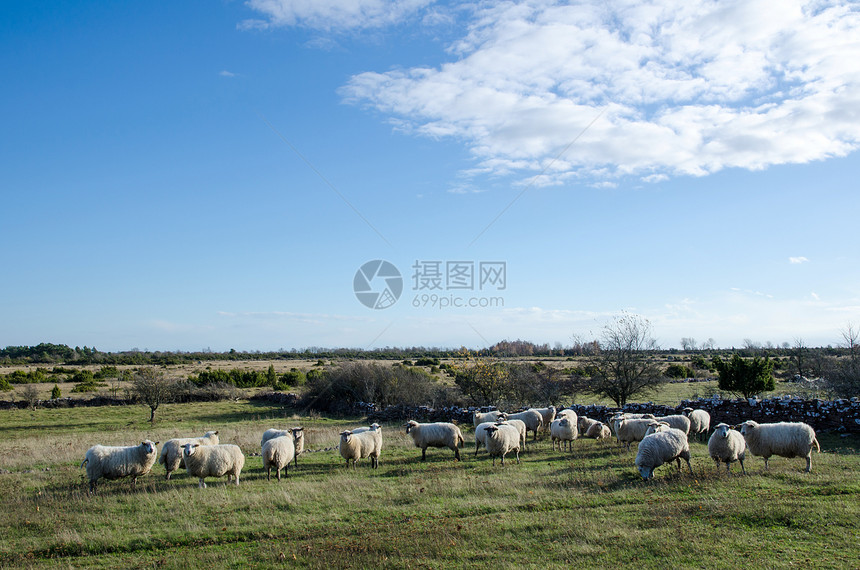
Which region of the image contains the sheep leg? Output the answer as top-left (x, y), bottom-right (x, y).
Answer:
top-left (514, 449), bottom-right (520, 464)
top-left (267, 467), bottom-right (271, 482)
top-left (198, 478), bottom-right (206, 489)
top-left (764, 457), bottom-right (770, 470)
top-left (739, 458), bottom-right (746, 475)
top-left (234, 472), bottom-right (240, 486)
top-left (421, 448), bottom-right (427, 461)
top-left (805, 456), bottom-right (812, 473)
top-left (453, 447), bottom-right (461, 461)
top-left (474, 443), bottom-right (480, 457)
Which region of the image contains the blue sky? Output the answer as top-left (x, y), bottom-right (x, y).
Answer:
top-left (2, 0), bottom-right (859, 352)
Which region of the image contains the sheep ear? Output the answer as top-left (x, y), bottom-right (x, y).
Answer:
top-left (153, 441), bottom-right (160, 446)
top-left (214, 431), bottom-right (219, 435)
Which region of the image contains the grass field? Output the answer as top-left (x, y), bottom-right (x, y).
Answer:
top-left (1, 400), bottom-right (858, 569)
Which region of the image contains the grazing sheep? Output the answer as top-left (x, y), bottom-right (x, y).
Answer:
top-left (182, 443), bottom-right (245, 488)
top-left (550, 417), bottom-right (578, 452)
top-left (158, 431), bottom-right (219, 480)
top-left (498, 410), bottom-right (543, 441)
top-left (615, 418), bottom-right (659, 450)
top-left (609, 413), bottom-right (654, 438)
top-left (81, 440), bottom-right (160, 493)
top-left (585, 421), bottom-right (611, 440)
top-left (262, 435), bottom-right (295, 481)
top-left (483, 424), bottom-right (521, 466)
top-left (738, 420), bottom-right (820, 473)
top-left (635, 429), bottom-right (693, 480)
top-left (653, 415), bottom-right (691, 435)
top-left (683, 408), bottom-right (711, 441)
top-left (261, 427), bottom-right (304, 467)
top-left (473, 410), bottom-right (504, 426)
top-left (708, 423), bottom-right (746, 474)
top-left (338, 428), bottom-right (383, 469)
top-left (495, 418), bottom-right (527, 449)
top-left (404, 420), bottom-right (464, 461)
top-left (532, 406), bottom-right (557, 432)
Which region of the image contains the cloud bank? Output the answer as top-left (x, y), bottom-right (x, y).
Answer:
top-left (337, 0), bottom-right (860, 183)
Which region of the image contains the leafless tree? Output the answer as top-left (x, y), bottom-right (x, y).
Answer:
top-left (20, 384), bottom-right (39, 410)
top-left (680, 337), bottom-right (697, 351)
top-left (587, 313), bottom-right (666, 407)
top-left (131, 367), bottom-right (176, 422)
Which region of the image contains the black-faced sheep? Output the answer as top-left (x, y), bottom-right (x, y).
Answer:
top-left (707, 423), bottom-right (746, 474)
top-left (483, 424), bottom-right (521, 466)
top-left (404, 420), bottom-right (464, 461)
top-left (738, 420), bottom-right (820, 473)
top-left (80, 440), bottom-right (160, 493)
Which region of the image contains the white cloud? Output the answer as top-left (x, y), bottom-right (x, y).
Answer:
top-left (219, 70), bottom-right (237, 78)
top-left (342, 0), bottom-right (860, 182)
top-left (240, 0), bottom-right (435, 31)
top-left (789, 256), bottom-right (810, 264)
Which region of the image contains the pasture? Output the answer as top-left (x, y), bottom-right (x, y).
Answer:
top-left (0, 400), bottom-right (858, 568)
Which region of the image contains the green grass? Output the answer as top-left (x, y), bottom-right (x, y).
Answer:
top-left (0, 401), bottom-right (858, 568)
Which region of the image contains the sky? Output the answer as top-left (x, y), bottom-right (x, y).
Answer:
top-left (2, 0), bottom-right (860, 352)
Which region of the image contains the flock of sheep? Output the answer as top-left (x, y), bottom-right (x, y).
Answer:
top-left (79, 405), bottom-right (822, 491)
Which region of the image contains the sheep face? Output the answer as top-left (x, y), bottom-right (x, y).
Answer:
top-left (404, 421), bottom-right (418, 434)
top-left (713, 423), bottom-right (731, 439)
top-left (739, 421), bottom-right (757, 437)
top-left (340, 430), bottom-right (353, 443)
top-left (484, 426), bottom-right (499, 436)
top-left (182, 443), bottom-right (198, 457)
top-left (638, 465), bottom-right (654, 480)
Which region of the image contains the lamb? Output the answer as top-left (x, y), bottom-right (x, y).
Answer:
top-left (495, 418), bottom-right (527, 449)
top-left (615, 417), bottom-right (660, 450)
top-left (473, 410), bottom-right (504, 426)
top-left (261, 427), bottom-right (304, 468)
top-left (738, 420), bottom-right (820, 473)
top-left (585, 421), bottom-right (611, 440)
top-left (635, 428), bottom-right (693, 480)
top-left (404, 420), bottom-right (464, 461)
top-left (181, 443), bottom-right (245, 488)
top-left (338, 427), bottom-right (383, 469)
top-left (158, 431), bottom-right (219, 480)
top-left (80, 440), bottom-right (160, 493)
top-left (550, 417), bottom-right (578, 452)
top-left (683, 408), bottom-right (711, 441)
top-left (707, 423), bottom-right (746, 474)
top-left (532, 406), bottom-right (557, 432)
top-left (261, 435), bottom-right (295, 481)
top-left (498, 410), bottom-right (543, 441)
top-left (653, 415), bottom-right (691, 435)
top-left (483, 423), bottom-right (521, 466)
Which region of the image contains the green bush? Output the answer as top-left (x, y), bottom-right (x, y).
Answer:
top-left (0, 377), bottom-right (11, 391)
top-left (712, 354), bottom-right (775, 398)
top-left (51, 384), bottom-right (61, 399)
top-left (665, 363), bottom-right (694, 379)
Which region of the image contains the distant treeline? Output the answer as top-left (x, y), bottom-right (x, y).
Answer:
top-left (0, 340), bottom-right (852, 366)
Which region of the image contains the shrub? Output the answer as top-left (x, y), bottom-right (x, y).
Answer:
top-left (51, 384), bottom-right (61, 399)
top-left (665, 363), bottom-right (694, 379)
top-left (0, 377), bottom-right (11, 391)
top-left (712, 354), bottom-right (775, 398)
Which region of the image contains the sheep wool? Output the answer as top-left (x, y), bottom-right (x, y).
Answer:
top-left (498, 410), bottom-right (543, 441)
top-left (262, 435), bottom-right (295, 481)
top-left (483, 424), bottom-right (521, 466)
top-left (182, 443), bottom-right (245, 488)
top-left (739, 420), bottom-right (820, 473)
top-left (531, 406), bottom-right (557, 432)
top-left (615, 418), bottom-right (660, 450)
top-left (81, 440), bottom-right (160, 493)
top-left (635, 428), bottom-right (693, 480)
top-left (338, 427), bottom-right (383, 469)
top-left (404, 420), bottom-right (464, 461)
top-left (473, 410), bottom-right (504, 426)
top-left (474, 421), bottom-right (496, 456)
top-left (158, 431), bottom-right (219, 480)
top-left (653, 415), bottom-right (691, 435)
top-left (262, 427), bottom-right (304, 468)
top-left (495, 418), bottom-right (527, 449)
top-left (707, 423), bottom-right (746, 474)
top-left (683, 408), bottom-right (712, 441)
top-left (550, 417), bottom-right (578, 452)
top-left (577, 416), bottom-right (600, 435)
top-left (585, 421), bottom-right (611, 440)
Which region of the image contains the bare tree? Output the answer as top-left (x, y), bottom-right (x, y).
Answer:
top-left (702, 338), bottom-right (716, 351)
top-left (824, 322), bottom-right (860, 398)
top-left (20, 384), bottom-right (39, 410)
top-left (680, 337), bottom-right (697, 351)
top-left (587, 313), bottom-right (666, 407)
top-left (131, 367), bottom-right (176, 422)
top-left (841, 322), bottom-right (859, 362)
top-left (792, 337), bottom-right (807, 379)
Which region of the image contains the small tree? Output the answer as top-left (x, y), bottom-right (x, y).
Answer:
top-left (588, 313), bottom-right (666, 407)
top-left (21, 384), bottom-right (40, 410)
top-left (712, 354), bottom-right (775, 398)
top-left (132, 367), bottom-right (176, 422)
top-left (51, 384), bottom-right (61, 399)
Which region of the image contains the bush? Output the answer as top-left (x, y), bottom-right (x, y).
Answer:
top-left (665, 363), bottom-right (694, 379)
top-left (712, 354), bottom-right (775, 398)
top-left (51, 384), bottom-right (61, 399)
top-left (0, 377), bottom-right (11, 391)
top-left (71, 370), bottom-right (106, 393)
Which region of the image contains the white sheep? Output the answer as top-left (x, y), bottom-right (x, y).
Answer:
top-left (262, 435), bottom-right (295, 481)
top-left (495, 418), bottom-right (527, 449)
top-left (550, 417), bottom-right (578, 452)
top-left (181, 443), bottom-right (245, 488)
top-left (483, 423), bottom-right (521, 466)
top-left (338, 428), bottom-right (383, 469)
top-left (80, 440), bottom-right (160, 493)
top-left (635, 428), bottom-right (693, 480)
top-left (577, 415), bottom-right (600, 434)
top-left (351, 423), bottom-right (381, 434)
top-left (585, 421), bottom-right (611, 440)
top-left (261, 427), bottom-right (304, 468)
top-left (683, 408), bottom-right (711, 441)
top-left (158, 431), bottom-right (219, 480)
top-left (615, 417), bottom-right (660, 450)
top-left (557, 408), bottom-right (578, 422)
top-left (644, 421), bottom-right (671, 436)
top-left (653, 415), bottom-right (691, 435)
top-left (498, 410), bottom-right (543, 441)
top-left (609, 413), bottom-right (654, 438)
top-left (532, 406), bottom-right (557, 432)
top-left (404, 420), bottom-right (464, 461)
top-left (474, 421), bottom-right (495, 456)
top-left (473, 410), bottom-right (504, 426)
top-left (738, 420), bottom-right (820, 473)
top-left (707, 423), bottom-right (746, 474)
